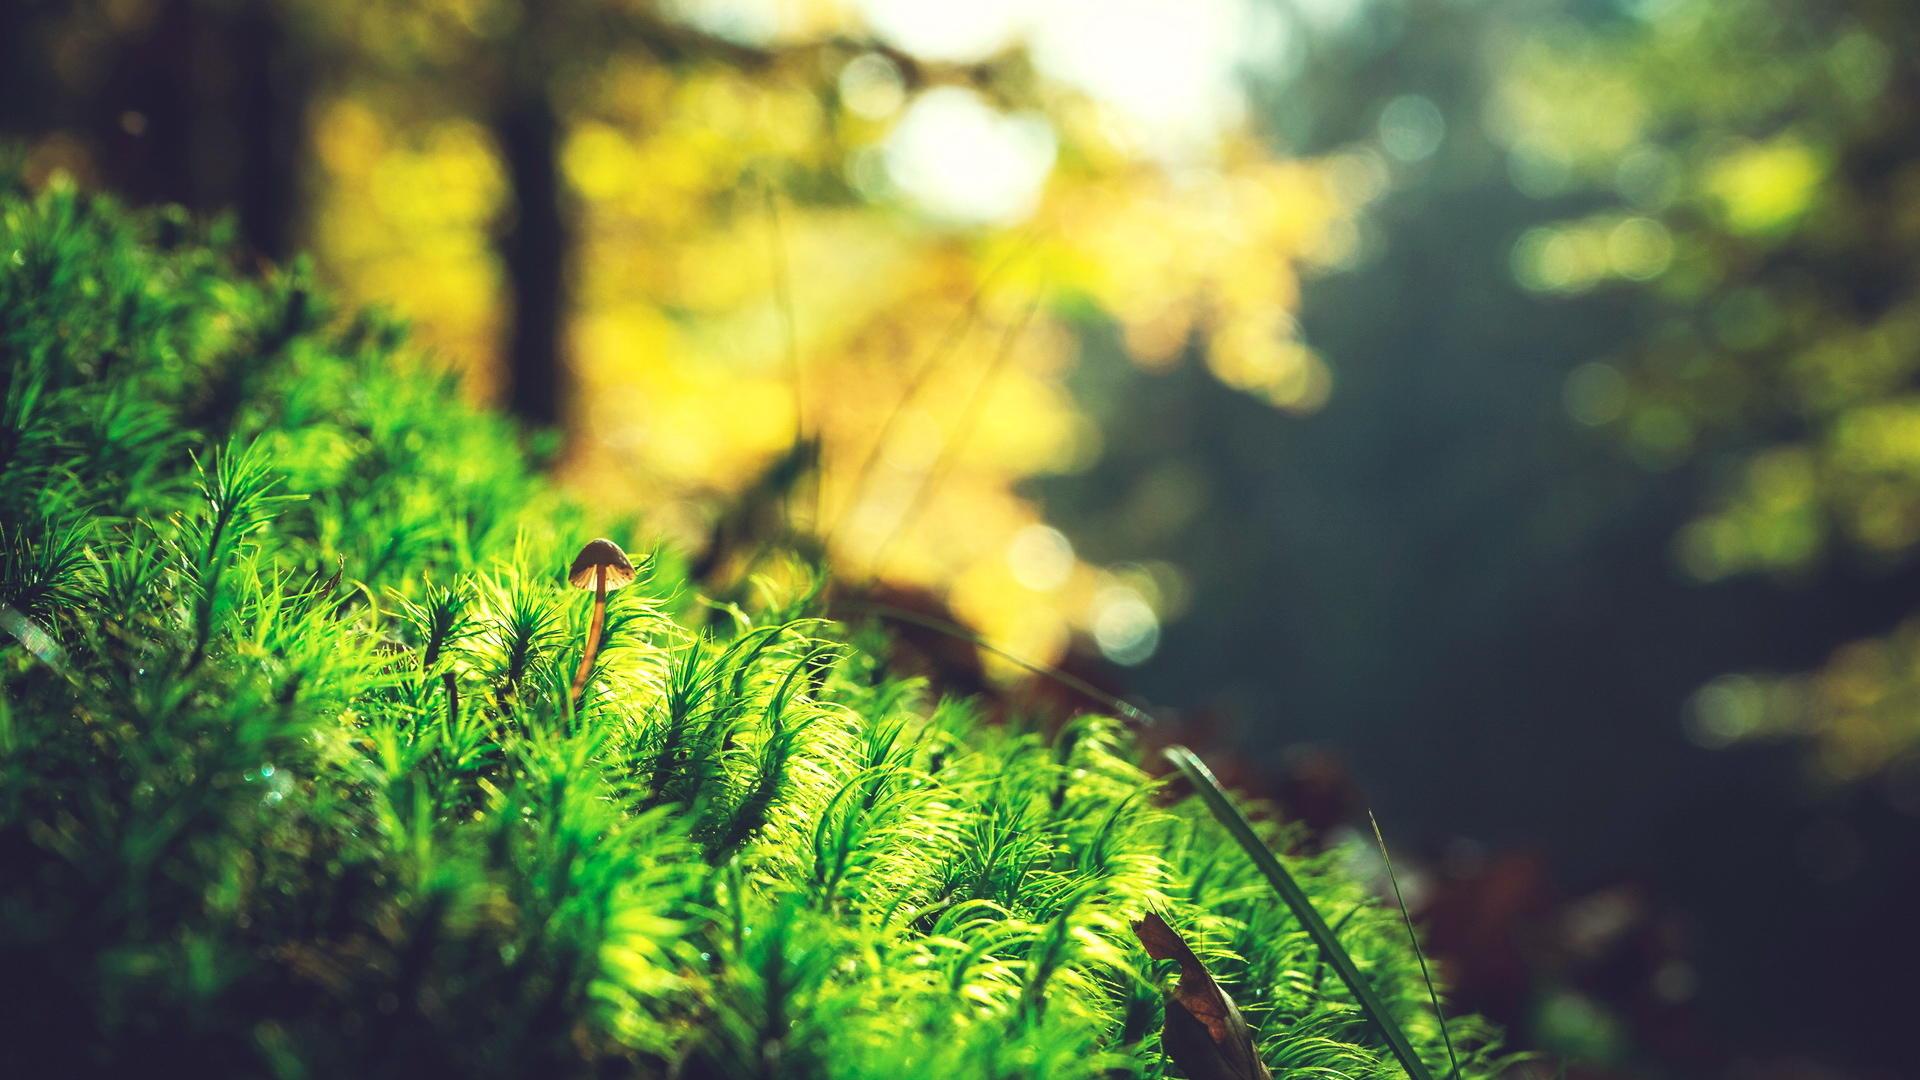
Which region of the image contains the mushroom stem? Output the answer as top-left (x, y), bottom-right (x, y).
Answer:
top-left (570, 564), bottom-right (608, 705)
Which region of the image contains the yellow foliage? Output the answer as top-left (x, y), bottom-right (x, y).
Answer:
top-left (298, 2), bottom-right (1357, 670)
top-left (1705, 138), bottom-right (1825, 236)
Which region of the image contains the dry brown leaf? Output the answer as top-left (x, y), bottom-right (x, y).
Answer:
top-left (1133, 911), bottom-right (1273, 1080)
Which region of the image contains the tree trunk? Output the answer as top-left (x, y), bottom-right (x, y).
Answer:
top-left (494, 87), bottom-right (569, 430)
top-left (34, 0), bottom-right (311, 263)
top-left (232, 3), bottom-right (309, 262)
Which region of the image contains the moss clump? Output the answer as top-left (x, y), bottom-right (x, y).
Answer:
top-left (0, 181), bottom-right (1508, 1077)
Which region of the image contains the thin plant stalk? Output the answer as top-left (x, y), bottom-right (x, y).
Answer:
top-left (863, 292), bottom-right (1043, 581)
top-left (1372, 809), bottom-right (1459, 1080)
top-left (846, 601), bottom-right (1153, 727)
top-left (1165, 745), bottom-right (1435, 1080)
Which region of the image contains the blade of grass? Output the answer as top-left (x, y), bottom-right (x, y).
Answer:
top-left (1371, 809), bottom-right (1459, 1080)
top-left (0, 605), bottom-right (70, 679)
top-left (1164, 745), bottom-right (1434, 1080)
top-left (825, 601), bottom-right (1435, 1079)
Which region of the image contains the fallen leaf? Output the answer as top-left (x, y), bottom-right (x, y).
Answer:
top-left (1133, 911), bottom-right (1273, 1080)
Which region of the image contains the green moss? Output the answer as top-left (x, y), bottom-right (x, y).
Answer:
top-left (0, 180), bottom-right (1509, 1077)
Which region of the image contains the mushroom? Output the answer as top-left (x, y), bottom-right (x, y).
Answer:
top-left (567, 538), bottom-right (637, 705)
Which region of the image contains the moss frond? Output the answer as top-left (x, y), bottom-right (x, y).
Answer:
top-left (0, 185), bottom-right (1514, 1078)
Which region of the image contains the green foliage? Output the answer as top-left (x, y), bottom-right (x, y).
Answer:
top-left (0, 181), bottom-right (1509, 1077)
top-left (1498, 0), bottom-right (1920, 781)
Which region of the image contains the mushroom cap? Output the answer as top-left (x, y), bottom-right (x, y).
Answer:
top-left (568, 538), bottom-right (637, 590)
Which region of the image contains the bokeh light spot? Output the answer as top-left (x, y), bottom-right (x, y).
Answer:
top-left (1007, 523), bottom-right (1075, 591)
top-left (883, 87), bottom-right (1056, 225)
top-left (1563, 362), bottom-right (1629, 427)
top-left (1378, 94), bottom-right (1445, 163)
top-left (1091, 584), bottom-right (1159, 666)
top-left (838, 53), bottom-right (906, 121)
top-left (857, 0), bottom-right (1026, 63)
top-left (1607, 217), bottom-right (1673, 281)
